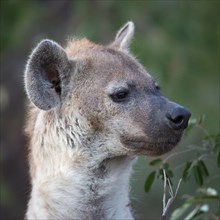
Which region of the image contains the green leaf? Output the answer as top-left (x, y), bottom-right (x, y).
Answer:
top-left (217, 149), bottom-right (220, 167)
top-left (198, 160), bottom-right (209, 177)
top-left (149, 158), bottom-right (162, 166)
top-left (167, 169), bottom-right (174, 178)
top-left (213, 133), bottom-right (220, 149)
top-left (215, 140), bottom-right (220, 167)
top-left (163, 162), bottom-right (169, 169)
top-left (170, 203), bottom-right (191, 220)
top-left (185, 205), bottom-right (208, 220)
top-left (186, 209), bottom-right (205, 220)
top-left (157, 168), bottom-right (164, 179)
top-left (144, 171), bottom-right (156, 193)
top-left (206, 187), bottom-right (218, 196)
top-left (193, 165), bottom-right (203, 186)
top-left (182, 161), bottom-right (192, 181)
top-left (186, 195), bottom-right (220, 203)
top-left (199, 204), bottom-right (209, 212)
top-left (214, 141), bottom-right (220, 154)
top-left (212, 133), bottom-right (220, 167)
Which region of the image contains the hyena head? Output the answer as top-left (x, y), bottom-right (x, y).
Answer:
top-left (25, 22), bottom-right (191, 159)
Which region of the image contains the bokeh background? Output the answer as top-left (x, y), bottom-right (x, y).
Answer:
top-left (1, 0), bottom-right (219, 219)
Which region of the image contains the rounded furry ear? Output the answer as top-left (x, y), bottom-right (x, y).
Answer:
top-left (113, 21), bottom-right (135, 50)
top-left (24, 39), bottom-right (70, 110)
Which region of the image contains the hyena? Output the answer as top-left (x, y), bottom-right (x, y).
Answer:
top-left (24, 21), bottom-right (191, 219)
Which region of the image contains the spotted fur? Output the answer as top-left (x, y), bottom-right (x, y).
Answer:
top-left (24, 22), bottom-right (187, 219)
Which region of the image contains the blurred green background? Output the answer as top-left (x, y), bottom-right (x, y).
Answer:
top-left (0, 0), bottom-right (219, 219)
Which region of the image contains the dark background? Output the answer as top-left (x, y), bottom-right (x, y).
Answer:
top-left (1, 0), bottom-right (219, 219)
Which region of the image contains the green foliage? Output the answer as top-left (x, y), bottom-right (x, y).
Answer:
top-left (170, 188), bottom-right (220, 220)
top-left (144, 171), bottom-right (156, 193)
top-left (213, 134), bottom-right (220, 167)
top-left (193, 164), bottom-right (203, 187)
top-left (149, 158), bottom-right (162, 166)
top-left (182, 161), bottom-right (192, 181)
top-left (145, 116), bottom-right (220, 219)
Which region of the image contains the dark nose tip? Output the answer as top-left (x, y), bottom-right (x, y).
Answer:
top-left (166, 107), bottom-right (191, 130)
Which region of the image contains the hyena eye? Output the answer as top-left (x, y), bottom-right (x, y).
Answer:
top-left (110, 89), bottom-right (129, 102)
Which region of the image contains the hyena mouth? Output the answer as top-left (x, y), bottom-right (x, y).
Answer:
top-left (120, 135), bottom-right (181, 156)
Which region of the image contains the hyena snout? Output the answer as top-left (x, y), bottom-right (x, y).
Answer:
top-left (165, 103), bottom-right (191, 131)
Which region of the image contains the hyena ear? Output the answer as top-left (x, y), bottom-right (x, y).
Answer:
top-left (24, 39), bottom-right (71, 110)
top-left (112, 21), bottom-right (135, 50)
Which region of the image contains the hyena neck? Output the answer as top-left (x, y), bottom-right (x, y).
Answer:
top-left (27, 155), bottom-right (135, 219)
top-left (26, 112), bottom-right (135, 219)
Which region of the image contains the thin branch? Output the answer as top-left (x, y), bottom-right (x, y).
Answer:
top-left (175, 178), bottom-right (182, 197)
top-left (167, 178), bottom-right (173, 197)
top-left (160, 169), bottom-right (182, 220)
top-left (162, 169), bottom-right (167, 212)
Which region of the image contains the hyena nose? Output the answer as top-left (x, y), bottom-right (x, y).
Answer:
top-left (166, 107), bottom-right (191, 130)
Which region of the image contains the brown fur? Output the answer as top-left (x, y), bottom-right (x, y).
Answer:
top-left (24, 22), bottom-right (190, 219)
